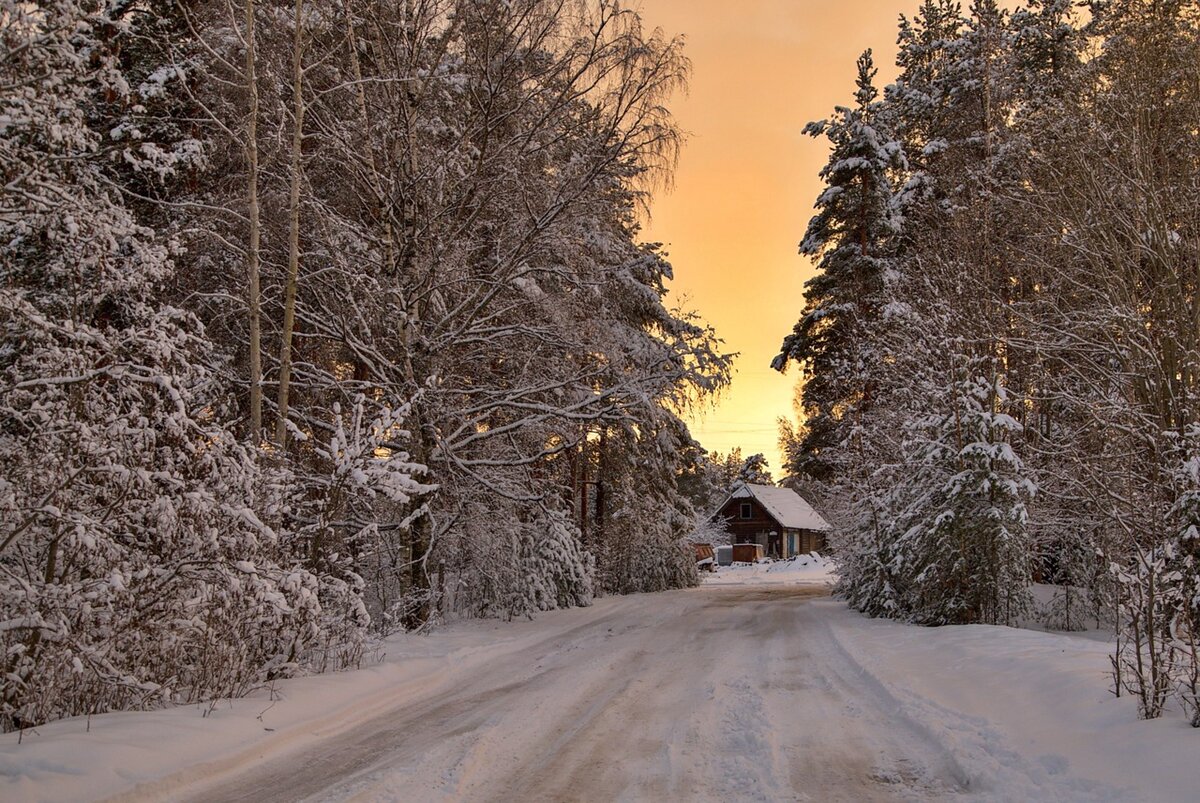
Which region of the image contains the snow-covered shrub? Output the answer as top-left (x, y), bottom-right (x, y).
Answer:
top-left (433, 486), bottom-right (593, 623)
top-left (1173, 435), bottom-right (1200, 727)
top-left (1034, 521), bottom-right (1109, 633)
top-left (0, 288), bottom-right (352, 728)
top-left (1112, 545), bottom-right (1177, 720)
top-left (1039, 588), bottom-right (1093, 633)
top-left (1167, 427), bottom-right (1199, 726)
top-left (888, 370), bottom-right (1035, 625)
top-left (509, 508), bottom-right (594, 617)
top-left (281, 398), bottom-right (434, 641)
top-left (686, 511), bottom-right (732, 546)
top-left (1110, 426), bottom-right (1200, 723)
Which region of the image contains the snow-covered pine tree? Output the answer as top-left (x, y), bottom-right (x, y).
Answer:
top-left (774, 49), bottom-right (905, 484)
top-left (869, 1), bottom-right (1042, 626)
top-left (676, 441), bottom-right (731, 515)
top-left (772, 49), bottom-right (909, 616)
top-left (707, 448), bottom-right (748, 491)
top-left (1008, 0), bottom-right (1078, 105)
top-left (735, 453), bottom-right (775, 487)
top-left (890, 366), bottom-right (1035, 625)
top-left (889, 0), bottom-right (968, 214)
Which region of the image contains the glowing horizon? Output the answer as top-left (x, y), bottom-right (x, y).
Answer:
top-left (638, 0), bottom-right (915, 476)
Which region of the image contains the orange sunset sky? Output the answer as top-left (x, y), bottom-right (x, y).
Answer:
top-left (636, 0), bottom-right (919, 476)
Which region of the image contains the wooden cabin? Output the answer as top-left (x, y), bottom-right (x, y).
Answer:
top-left (712, 483), bottom-right (831, 559)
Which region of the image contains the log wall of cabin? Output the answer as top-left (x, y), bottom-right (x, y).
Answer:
top-left (717, 497), bottom-right (775, 547)
top-left (715, 498), bottom-right (827, 558)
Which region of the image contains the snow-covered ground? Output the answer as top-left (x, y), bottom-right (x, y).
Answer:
top-left (2, 574), bottom-right (1196, 802)
top-left (701, 553), bottom-right (836, 587)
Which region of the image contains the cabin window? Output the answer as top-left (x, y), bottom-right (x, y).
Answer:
top-left (788, 533), bottom-right (797, 555)
top-left (739, 502), bottom-right (752, 519)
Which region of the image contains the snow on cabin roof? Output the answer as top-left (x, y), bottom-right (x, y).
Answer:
top-left (727, 484), bottom-right (831, 531)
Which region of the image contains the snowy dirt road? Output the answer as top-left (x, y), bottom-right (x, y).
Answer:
top-left (8, 571), bottom-right (1196, 802)
top-left (138, 583), bottom-right (964, 803)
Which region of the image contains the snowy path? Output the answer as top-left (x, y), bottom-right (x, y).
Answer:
top-left (5, 571), bottom-right (1197, 802)
top-left (129, 584), bottom-right (964, 802)
top-left (105, 583), bottom-right (955, 801)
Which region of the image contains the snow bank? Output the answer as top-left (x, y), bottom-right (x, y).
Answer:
top-left (818, 600), bottom-right (1198, 801)
top-left (0, 599), bottom-right (643, 803)
top-left (0, 647), bottom-right (448, 802)
top-left (702, 554), bottom-right (835, 587)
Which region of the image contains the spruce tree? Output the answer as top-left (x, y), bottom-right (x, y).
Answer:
top-left (774, 50), bottom-right (905, 483)
top-left (891, 368), bottom-right (1035, 625)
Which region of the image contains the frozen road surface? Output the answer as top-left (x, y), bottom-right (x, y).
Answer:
top-left (6, 567), bottom-right (1196, 802)
top-left (165, 584), bottom-right (963, 802)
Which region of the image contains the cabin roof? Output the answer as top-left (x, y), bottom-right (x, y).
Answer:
top-left (721, 483), bottom-right (831, 531)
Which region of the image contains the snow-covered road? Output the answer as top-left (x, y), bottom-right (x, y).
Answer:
top-left (137, 584), bottom-right (962, 803)
top-left (4, 568), bottom-right (1196, 802)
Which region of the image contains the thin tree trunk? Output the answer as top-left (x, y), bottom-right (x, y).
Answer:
top-left (275, 0), bottom-right (306, 445)
top-left (398, 0), bottom-right (433, 628)
top-left (596, 427), bottom-right (607, 529)
top-left (342, 0), bottom-right (395, 275)
top-left (244, 0), bottom-right (263, 441)
top-left (402, 426), bottom-right (433, 630)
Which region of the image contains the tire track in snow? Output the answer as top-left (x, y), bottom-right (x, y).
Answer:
top-left (778, 604), bottom-right (971, 800)
top-left (811, 605), bottom-right (1122, 801)
top-left (137, 608), bottom-right (633, 803)
top-left (143, 584), bottom-right (992, 802)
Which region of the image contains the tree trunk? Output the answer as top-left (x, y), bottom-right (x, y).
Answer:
top-left (244, 0), bottom-right (263, 441)
top-left (596, 427), bottom-right (607, 530)
top-left (402, 423), bottom-right (433, 630)
top-left (275, 0), bottom-right (306, 446)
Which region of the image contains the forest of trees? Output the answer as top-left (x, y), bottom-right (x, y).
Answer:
top-left (0, 0), bottom-right (734, 731)
top-left (778, 0), bottom-right (1200, 724)
top-left (9, 0), bottom-right (1195, 740)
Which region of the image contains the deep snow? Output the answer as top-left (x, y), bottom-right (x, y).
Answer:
top-left (1, 570), bottom-right (1196, 802)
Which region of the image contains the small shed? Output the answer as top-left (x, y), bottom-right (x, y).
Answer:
top-left (731, 543), bottom-right (765, 563)
top-left (711, 483), bottom-right (831, 560)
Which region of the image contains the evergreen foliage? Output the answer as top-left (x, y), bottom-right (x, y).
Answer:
top-left (774, 50), bottom-right (904, 482)
top-left (890, 369), bottom-right (1035, 625)
top-left (781, 0), bottom-right (1200, 723)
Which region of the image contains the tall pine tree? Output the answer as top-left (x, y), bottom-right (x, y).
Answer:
top-left (774, 50), bottom-right (905, 483)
